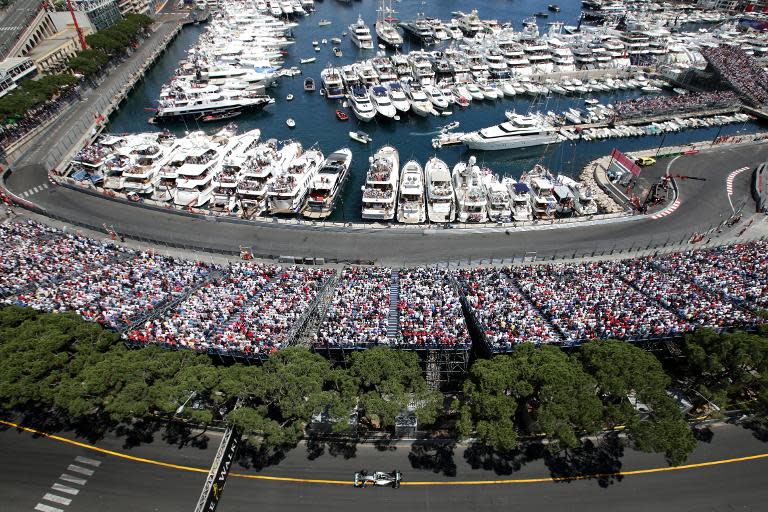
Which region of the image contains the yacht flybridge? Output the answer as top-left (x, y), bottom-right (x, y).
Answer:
top-left (302, 148), bottom-right (353, 219)
top-left (362, 145), bottom-right (399, 221)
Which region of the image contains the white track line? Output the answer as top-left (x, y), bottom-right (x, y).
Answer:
top-left (42, 493), bottom-right (71, 506)
top-left (51, 483), bottom-right (79, 496)
top-left (66, 464), bottom-right (94, 476)
top-left (59, 474), bottom-right (87, 486)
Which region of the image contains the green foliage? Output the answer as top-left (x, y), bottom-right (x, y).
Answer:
top-left (0, 74), bottom-right (78, 121)
top-left (580, 340), bottom-right (695, 465)
top-left (85, 13), bottom-right (153, 54)
top-left (67, 49), bottom-right (110, 76)
top-left (348, 347), bottom-right (442, 428)
top-left (461, 345), bottom-right (602, 451)
top-left (681, 329), bottom-right (768, 409)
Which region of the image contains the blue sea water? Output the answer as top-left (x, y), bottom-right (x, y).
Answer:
top-left (108, 0), bottom-right (763, 221)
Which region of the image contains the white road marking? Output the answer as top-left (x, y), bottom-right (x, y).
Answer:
top-left (74, 456), bottom-right (102, 467)
top-left (51, 483), bottom-right (79, 496)
top-left (34, 504), bottom-right (63, 512)
top-left (66, 464), bottom-right (94, 476)
top-left (59, 474), bottom-right (87, 486)
top-left (42, 493), bottom-right (72, 506)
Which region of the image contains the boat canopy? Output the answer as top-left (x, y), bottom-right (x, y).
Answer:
top-left (513, 182), bottom-right (529, 194)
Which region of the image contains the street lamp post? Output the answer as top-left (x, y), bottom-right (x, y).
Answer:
top-left (176, 391), bottom-right (197, 415)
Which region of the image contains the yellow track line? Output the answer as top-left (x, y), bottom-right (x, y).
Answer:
top-left (3, 419), bottom-right (768, 486)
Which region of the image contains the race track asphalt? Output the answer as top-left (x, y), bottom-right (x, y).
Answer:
top-left (6, 142), bottom-right (766, 264)
top-left (1, 421), bottom-right (767, 511)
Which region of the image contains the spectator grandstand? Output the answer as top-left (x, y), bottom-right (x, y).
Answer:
top-left (613, 91), bottom-right (741, 120)
top-left (701, 45), bottom-right (768, 106)
top-left (1, 219), bottom-right (765, 358)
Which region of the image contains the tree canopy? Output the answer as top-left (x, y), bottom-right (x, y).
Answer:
top-left (67, 49), bottom-right (110, 76)
top-left (0, 74), bottom-right (78, 122)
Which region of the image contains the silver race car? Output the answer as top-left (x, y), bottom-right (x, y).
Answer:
top-left (353, 470), bottom-right (403, 488)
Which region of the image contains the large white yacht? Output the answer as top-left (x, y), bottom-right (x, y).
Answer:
top-left (501, 177), bottom-right (533, 221)
top-left (173, 143), bottom-right (221, 207)
top-left (349, 15), bottom-right (374, 50)
top-left (482, 172), bottom-right (512, 223)
top-left (268, 147), bottom-right (323, 214)
top-left (387, 82), bottom-right (411, 113)
top-left (211, 129), bottom-right (261, 210)
top-left (302, 148), bottom-right (353, 219)
top-left (236, 139), bottom-right (282, 215)
top-left (320, 66), bottom-right (345, 99)
top-left (425, 157), bottom-right (455, 223)
top-left (153, 80), bottom-right (274, 123)
top-left (121, 140), bottom-right (175, 196)
top-left (461, 113), bottom-right (559, 151)
top-left (369, 85), bottom-right (397, 118)
top-left (521, 164), bottom-right (557, 220)
top-left (397, 160), bottom-right (426, 224)
top-left (375, 0), bottom-right (403, 48)
top-left (452, 156), bottom-right (488, 223)
top-left (404, 82), bottom-right (433, 117)
top-left (558, 175), bottom-right (598, 215)
top-left (349, 86), bottom-right (377, 122)
top-left (361, 145), bottom-right (399, 221)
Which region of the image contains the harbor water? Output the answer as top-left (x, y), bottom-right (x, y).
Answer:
top-left (107, 0), bottom-right (764, 222)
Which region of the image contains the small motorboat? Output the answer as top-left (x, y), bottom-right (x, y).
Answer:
top-left (535, 11), bottom-right (549, 18)
top-left (349, 130), bottom-right (371, 143)
top-left (441, 121), bottom-right (460, 132)
top-left (441, 111), bottom-right (453, 116)
top-left (584, 97), bottom-right (599, 105)
top-left (336, 109), bottom-right (349, 120)
top-left (394, 115), bottom-right (400, 121)
top-left (318, 19), bottom-right (332, 26)
top-left (301, 57), bottom-right (316, 64)
top-left (304, 77), bottom-right (316, 91)
top-left (333, 47), bottom-right (343, 57)
top-left (548, 4), bottom-right (560, 12)
top-left (314, 46), bottom-right (321, 52)
top-left (198, 110), bottom-right (242, 123)
top-left (321, 38), bottom-right (328, 44)
top-left (286, 118), bottom-right (296, 128)
top-left (312, 40), bottom-right (319, 46)
top-left (331, 37), bottom-right (342, 44)
top-left (286, 94), bottom-right (294, 101)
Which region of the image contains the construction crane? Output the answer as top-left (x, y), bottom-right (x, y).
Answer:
top-left (64, 0), bottom-right (88, 51)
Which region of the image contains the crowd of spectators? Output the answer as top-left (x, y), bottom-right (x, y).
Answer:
top-left (398, 268), bottom-right (469, 348)
top-left (220, 266), bottom-right (332, 353)
top-left (0, 87), bottom-right (78, 148)
top-left (609, 257), bottom-right (758, 328)
top-left (126, 263), bottom-right (275, 352)
top-left (701, 45), bottom-right (768, 106)
top-left (614, 90), bottom-right (740, 119)
top-left (0, 221), bottom-right (127, 299)
top-left (657, 241), bottom-right (768, 312)
top-left (513, 262), bottom-right (687, 342)
top-left (2, 219), bottom-right (766, 356)
top-left (315, 267), bottom-right (391, 348)
top-left (459, 267), bottom-right (559, 350)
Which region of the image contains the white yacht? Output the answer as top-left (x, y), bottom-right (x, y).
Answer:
top-left (521, 165), bottom-right (557, 220)
top-left (397, 160), bottom-right (426, 224)
top-left (320, 66), bottom-right (345, 99)
top-left (369, 85), bottom-right (397, 118)
top-left (558, 175), bottom-right (598, 215)
top-left (361, 145), bottom-right (399, 221)
top-left (302, 148), bottom-right (353, 219)
top-left (424, 84), bottom-right (450, 109)
top-left (387, 82), bottom-right (411, 113)
top-left (482, 172), bottom-right (512, 223)
top-left (173, 135), bottom-right (226, 207)
top-left (349, 15), bottom-right (374, 50)
top-left (501, 177), bottom-right (533, 221)
top-left (236, 140), bottom-right (282, 215)
top-left (375, 0), bottom-right (403, 48)
top-left (349, 86), bottom-right (377, 122)
top-left (461, 113), bottom-right (559, 151)
top-left (211, 130), bottom-right (261, 210)
top-left (404, 82), bottom-right (433, 116)
top-left (425, 157), bottom-right (455, 223)
top-left (452, 156), bottom-right (488, 223)
top-left (268, 148), bottom-right (323, 214)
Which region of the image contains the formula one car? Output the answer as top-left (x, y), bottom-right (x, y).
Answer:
top-left (353, 470), bottom-right (402, 488)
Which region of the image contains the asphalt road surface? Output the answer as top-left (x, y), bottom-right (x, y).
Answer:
top-left (0, 0), bottom-right (41, 59)
top-left (1, 421), bottom-right (767, 511)
top-left (6, 143), bottom-right (766, 264)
